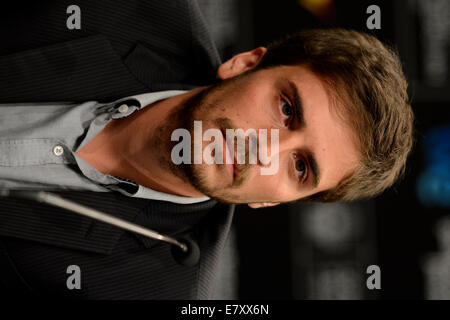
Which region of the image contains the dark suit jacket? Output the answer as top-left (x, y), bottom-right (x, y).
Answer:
top-left (0, 0), bottom-right (235, 299)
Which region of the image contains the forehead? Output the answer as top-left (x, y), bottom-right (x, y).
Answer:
top-left (277, 65), bottom-right (360, 192)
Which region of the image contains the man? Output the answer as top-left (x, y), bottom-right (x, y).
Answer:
top-left (0, 0), bottom-right (414, 298)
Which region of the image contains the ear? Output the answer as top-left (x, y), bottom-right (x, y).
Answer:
top-left (217, 47), bottom-right (267, 80)
top-left (248, 202), bottom-right (280, 209)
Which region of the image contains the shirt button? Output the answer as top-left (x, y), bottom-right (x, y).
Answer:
top-left (117, 104), bottom-right (129, 114)
top-left (53, 145), bottom-right (64, 156)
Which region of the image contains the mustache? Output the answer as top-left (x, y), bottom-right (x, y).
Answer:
top-left (214, 117), bottom-right (253, 187)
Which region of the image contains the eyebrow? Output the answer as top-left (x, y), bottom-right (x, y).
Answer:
top-left (286, 79), bottom-right (306, 130)
top-left (307, 152), bottom-right (320, 188)
top-left (285, 79), bottom-right (321, 189)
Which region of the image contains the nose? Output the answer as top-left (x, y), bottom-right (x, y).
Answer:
top-left (253, 129), bottom-right (301, 175)
top-left (266, 128), bottom-right (302, 156)
top-left (236, 129), bottom-right (301, 167)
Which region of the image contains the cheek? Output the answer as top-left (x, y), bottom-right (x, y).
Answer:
top-left (228, 82), bottom-right (272, 115)
top-left (234, 102), bottom-right (276, 132)
top-left (248, 167), bottom-right (292, 199)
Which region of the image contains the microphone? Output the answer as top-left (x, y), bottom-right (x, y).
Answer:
top-left (171, 237), bottom-right (200, 267)
top-left (0, 189), bottom-right (200, 267)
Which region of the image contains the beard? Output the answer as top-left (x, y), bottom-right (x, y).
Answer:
top-left (150, 77), bottom-right (252, 203)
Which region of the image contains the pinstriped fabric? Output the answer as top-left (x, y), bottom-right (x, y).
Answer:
top-left (0, 190), bottom-right (146, 254)
top-left (1, 200), bottom-right (232, 299)
top-left (0, 35), bottom-right (149, 102)
top-left (0, 0), bottom-right (233, 299)
top-left (0, 204), bottom-right (229, 299)
top-left (196, 203), bottom-right (235, 299)
top-left (0, 0), bottom-right (221, 102)
top-left (0, 190), bottom-right (233, 299)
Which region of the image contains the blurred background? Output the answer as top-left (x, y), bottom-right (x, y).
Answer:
top-left (197, 0), bottom-right (450, 299)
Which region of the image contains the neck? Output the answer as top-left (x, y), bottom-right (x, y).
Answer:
top-left (76, 88), bottom-right (206, 197)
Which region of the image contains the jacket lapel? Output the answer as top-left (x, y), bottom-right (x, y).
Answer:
top-left (0, 189), bottom-right (223, 254)
top-left (0, 25), bottom-right (226, 255)
top-left (123, 41), bottom-right (221, 92)
top-left (0, 34), bottom-right (148, 103)
top-left (0, 191), bottom-right (148, 254)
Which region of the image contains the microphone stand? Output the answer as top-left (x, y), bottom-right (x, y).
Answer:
top-left (0, 189), bottom-right (200, 266)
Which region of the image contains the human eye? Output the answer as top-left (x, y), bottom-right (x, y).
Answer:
top-left (293, 154), bottom-right (308, 182)
top-left (279, 95), bottom-right (294, 126)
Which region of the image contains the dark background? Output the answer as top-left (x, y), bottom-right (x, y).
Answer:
top-left (198, 0), bottom-right (450, 299)
top-left (1, 0), bottom-right (447, 300)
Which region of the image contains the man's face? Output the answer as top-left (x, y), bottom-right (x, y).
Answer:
top-left (159, 52), bottom-right (360, 205)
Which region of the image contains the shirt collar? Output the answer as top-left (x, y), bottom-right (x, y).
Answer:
top-left (110, 90), bottom-right (188, 119)
top-left (80, 90), bottom-right (211, 204)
